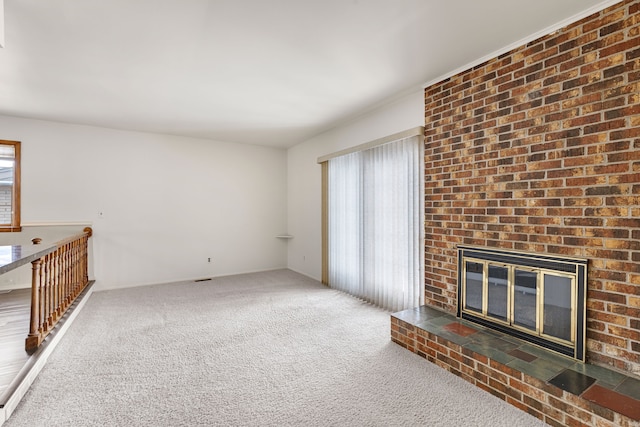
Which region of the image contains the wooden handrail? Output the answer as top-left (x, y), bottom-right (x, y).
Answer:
top-left (25, 227), bottom-right (92, 353)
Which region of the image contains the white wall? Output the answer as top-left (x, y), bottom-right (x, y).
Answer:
top-left (0, 115), bottom-right (288, 290)
top-left (286, 90), bottom-right (424, 280)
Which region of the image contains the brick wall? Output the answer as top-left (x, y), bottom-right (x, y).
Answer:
top-left (423, 0), bottom-right (640, 375)
top-left (0, 186), bottom-right (12, 224)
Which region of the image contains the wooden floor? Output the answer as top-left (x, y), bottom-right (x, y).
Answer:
top-left (0, 289), bottom-right (31, 401)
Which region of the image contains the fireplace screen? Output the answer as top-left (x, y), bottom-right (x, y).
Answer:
top-left (458, 246), bottom-right (587, 361)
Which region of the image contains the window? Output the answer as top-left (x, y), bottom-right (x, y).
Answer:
top-left (318, 128), bottom-right (424, 312)
top-left (0, 140), bottom-right (21, 232)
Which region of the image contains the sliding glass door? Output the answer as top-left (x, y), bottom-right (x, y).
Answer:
top-left (325, 132), bottom-right (423, 312)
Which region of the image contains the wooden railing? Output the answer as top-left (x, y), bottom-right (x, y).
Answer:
top-left (25, 227), bottom-right (93, 353)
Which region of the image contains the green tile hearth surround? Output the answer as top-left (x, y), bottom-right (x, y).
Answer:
top-left (391, 306), bottom-right (640, 427)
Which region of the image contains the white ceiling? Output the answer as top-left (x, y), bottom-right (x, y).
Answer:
top-left (0, 0), bottom-right (614, 148)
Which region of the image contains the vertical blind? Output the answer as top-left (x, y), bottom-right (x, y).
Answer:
top-left (327, 134), bottom-right (423, 312)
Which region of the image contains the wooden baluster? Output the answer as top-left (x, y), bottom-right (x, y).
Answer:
top-left (41, 254), bottom-right (47, 333)
top-left (58, 244), bottom-right (68, 315)
top-left (83, 228), bottom-right (92, 289)
top-left (81, 238), bottom-right (85, 291)
top-left (70, 243), bottom-right (74, 298)
top-left (55, 247), bottom-right (60, 317)
top-left (69, 242), bottom-right (74, 303)
top-left (71, 240), bottom-right (77, 298)
top-left (25, 259), bottom-right (42, 352)
top-left (69, 243), bottom-right (74, 301)
top-left (61, 244), bottom-right (66, 314)
top-left (54, 249), bottom-right (59, 322)
top-left (72, 240), bottom-right (78, 298)
top-left (79, 239), bottom-right (84, 291)
top-left (58, 244), bottom-right (65, 315)
top-left (79, 239), bottom-right (83, 292)
top-left (67, 242), bottom-right (72, 305)
top-left (52, 248), bottom-right (58, 324)
top-left (81, 238), bottom-right (86, 290)
top-left (81, 237), bottom-right (86, 289)
top-left (47, 252), bottom-right (54, 329)
top-left (56, 246), bottom-right (62, 322)
top-left (50, 250), bottom-right (55, 324)
top-left (59, 245), bottom-right (64, 308)
top-left (77, 239), bottom-right (82, 294)
top-left (71, 241), bottom-right (77, 298)
top-left (64, 242), bottom-right (70, 310)
top-left (38, 260), bottom-right (45, 336)
top-left (42, 254), bottom-right (49, 331)
top-left (58, 247), bottom-right (63, 319)
top-left (54, 250), bottom-right (58, 319)
top-left (67, 241), bottom-right (74, 305)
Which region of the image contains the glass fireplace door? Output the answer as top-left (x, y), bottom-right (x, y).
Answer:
top-left (460, 258), bottom-right (578, 346)
top-left (513, 269), bottom-right (538, 333)
top-left (464, 261), bottom-right (483, 314)
top-left (487, 264), bottom-right (508, 322)
top-left (457, 246), bottom-right (586, 361)
top-left (542, 273), bottom-right (574, 343)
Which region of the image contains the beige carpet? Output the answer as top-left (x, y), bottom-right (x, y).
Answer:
top-left (5, 270), bottom-right (543, 426)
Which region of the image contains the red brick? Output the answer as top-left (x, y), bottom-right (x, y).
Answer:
top-left (609, 172), bottom-right (640, 184)
top-left (600, 39), bottom-right (640, 58)
top-left (489, 377), bottom-right (523, 400)
top-left (567, 175), bottom-right (609, 186)
top-left (585, 228), bottom-right (630, 239)
top-left (564, 197), bottom-right (604, 207)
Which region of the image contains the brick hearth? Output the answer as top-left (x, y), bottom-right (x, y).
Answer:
top-left (391, 307), bottom-right (640, 426)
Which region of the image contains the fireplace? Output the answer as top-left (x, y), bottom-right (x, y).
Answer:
top-left (457, 246), bottom-right (587, 361)
top-left (390, 1), bottom-right (640, 423)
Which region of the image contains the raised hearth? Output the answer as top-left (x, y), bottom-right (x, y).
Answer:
top-left (391, 306), bottom-right (640, 426)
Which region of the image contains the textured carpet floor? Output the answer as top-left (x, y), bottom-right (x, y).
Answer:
top-left (5, 270), bottom-right (544, 426)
